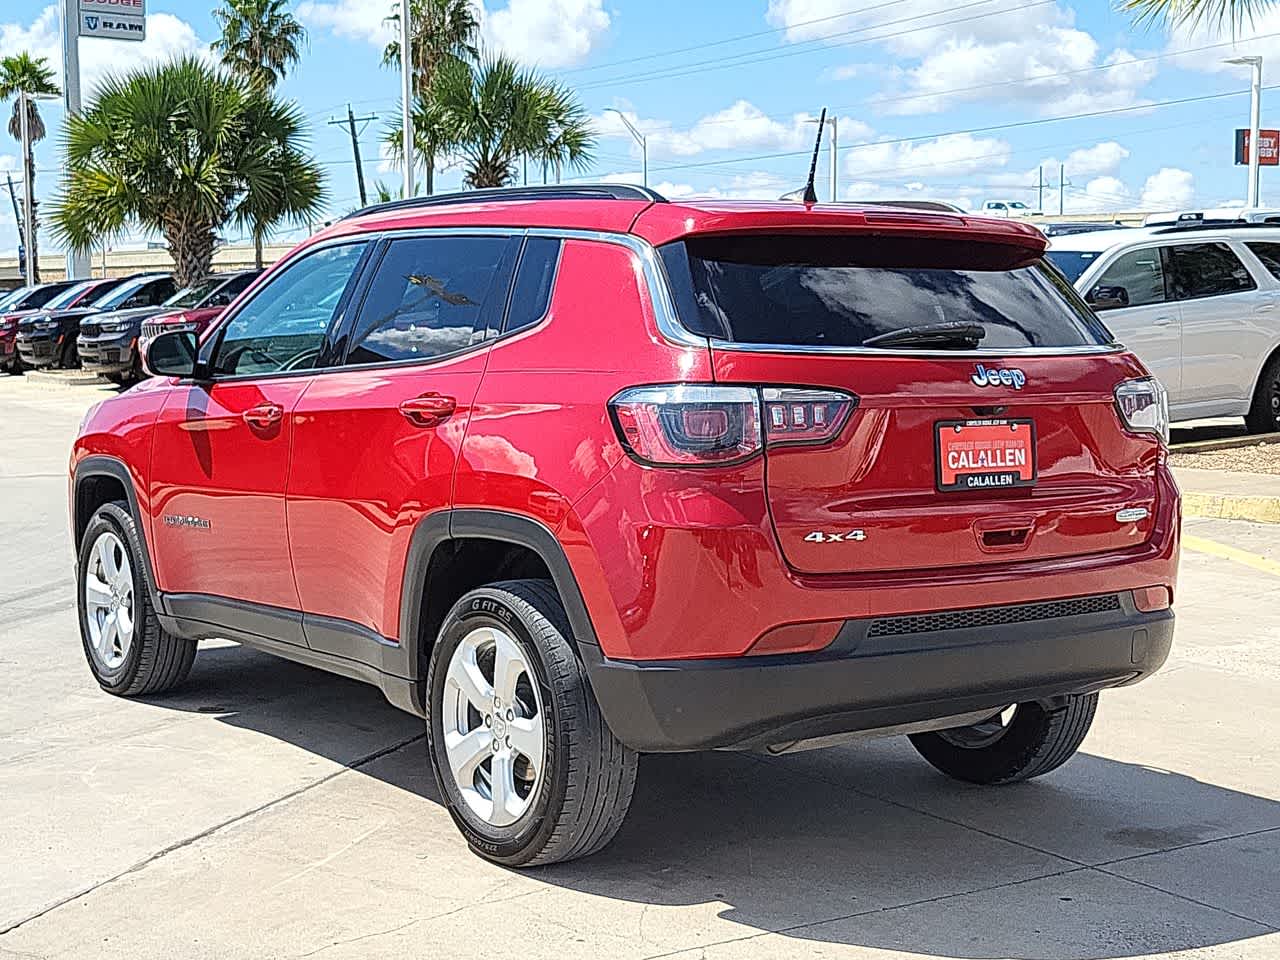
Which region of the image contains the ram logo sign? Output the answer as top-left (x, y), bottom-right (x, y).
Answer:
top-left (78, 0), bottom-right (145, 41)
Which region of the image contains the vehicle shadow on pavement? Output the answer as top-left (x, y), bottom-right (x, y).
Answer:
top-left (157, 643), bottom-right (1279, 960)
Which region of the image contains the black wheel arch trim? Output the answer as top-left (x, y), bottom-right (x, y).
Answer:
top-left (73, 455), bottom-right (161, 608)
top-left (399, 508), bottom-right (601, 678)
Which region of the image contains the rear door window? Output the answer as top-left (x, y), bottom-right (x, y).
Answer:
top-left (345, 235), bottom-right (517, 366)
top-left (1165, 243), bottom-right (1256, 300)
top-left (1092, 248), bottom-right (1166, 308)
top-left (1246, 241), bottom-right (1280, 280)
top-left (503, 237), bottom-right (561, 335)
top-left (660, 234), bottom-right (1110, 349)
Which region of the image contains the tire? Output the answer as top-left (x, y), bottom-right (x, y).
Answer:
top-left (908, 694), bottom-right (1097, 785)
top-left (1245, 352), bottom-right (1280, 434)
top-left (58, 337), bottom-right (78, 370)
top-left (425, 579), bottom-right (638, 866)
top-left (77, 501), bottom-right (196, 696)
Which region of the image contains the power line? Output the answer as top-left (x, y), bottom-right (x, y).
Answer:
top-left (647, 85), bottom-right (1272, 175)
top-left (560, 0), bottom-right (911, 76)
top-left (576, 0), bottom-right (1053, 92)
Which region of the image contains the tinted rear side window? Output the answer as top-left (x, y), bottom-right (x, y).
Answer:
top-left (661, 235), bottom-right (1110, 349)
top-left (503, 237), bottom-right (561, 335)
top-left (1247, 242), bottom-right (1280, 278)
top-left (18, 283), bottom-right (74, 309)
top-left (1166, 243), bottom-right (1256, 299)
top-left (346, 236), bottom-right (517, 365)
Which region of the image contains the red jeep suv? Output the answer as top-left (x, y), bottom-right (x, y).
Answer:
top-left (70, 186), bottom-right (1179, 866)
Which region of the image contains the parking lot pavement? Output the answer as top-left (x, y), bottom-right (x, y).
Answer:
top-left (1, 377), bottom-right (1278, 960)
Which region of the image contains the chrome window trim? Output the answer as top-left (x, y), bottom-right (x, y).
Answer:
top-left (703, 339), bottom-right (1124, 357)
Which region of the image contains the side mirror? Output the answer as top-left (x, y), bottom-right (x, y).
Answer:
top-left (143, 329), bottom-right (200, 379)
top-left (1087, 284), bottom-right (1130, 311)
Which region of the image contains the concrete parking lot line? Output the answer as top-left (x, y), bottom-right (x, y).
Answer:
top-left (1183, 533), bottom-right (1280, 578)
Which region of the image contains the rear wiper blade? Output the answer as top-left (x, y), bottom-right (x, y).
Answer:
top-left (861, 322), bottom-right (986, 349)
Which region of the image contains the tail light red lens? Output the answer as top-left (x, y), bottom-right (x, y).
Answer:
top-left (609, 385), bottom-right (856, 466)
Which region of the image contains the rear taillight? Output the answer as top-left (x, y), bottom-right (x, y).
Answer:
top-left (1115, 377), bottom-right (1169, 444)
top-left (609, 385), bottom-right (855, 466)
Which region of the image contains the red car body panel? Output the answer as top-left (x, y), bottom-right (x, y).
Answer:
top-left (71, 196), bottom-right (1179, 725)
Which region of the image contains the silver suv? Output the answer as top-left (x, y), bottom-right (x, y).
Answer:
top-left (1048, 223), bottom-right (1280, 432)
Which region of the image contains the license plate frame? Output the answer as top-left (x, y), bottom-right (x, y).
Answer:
top-left (935, 419), bottom-right (1037, 492)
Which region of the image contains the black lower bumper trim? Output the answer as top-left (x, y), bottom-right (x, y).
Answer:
top-left (581, 594), bottom-right (1173, 752)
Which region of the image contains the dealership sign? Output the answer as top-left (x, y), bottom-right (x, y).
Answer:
top-left (1235, 128), bottom-right (1280, 166)
top-left (78, 0), bottom-right (145, 41)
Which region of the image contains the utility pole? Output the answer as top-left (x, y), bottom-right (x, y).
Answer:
top-left (1037, 166), bottom-right (1044, 214)
top-left (19, 91), bottom-right (37, 285)
top-left (1227, 56), bottom-right (1264, 207)
top-left (62, 0), bottom-right (90, 279)
top-left (329, 104), bottom-right (377, 207)
top-left (1058, 163), bottom-right (1070, 216)
top-left (399, 1), bottom-right (415, 199)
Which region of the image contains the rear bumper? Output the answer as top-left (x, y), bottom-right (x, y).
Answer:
top-left (582, 590), bottom-right (1173, 752)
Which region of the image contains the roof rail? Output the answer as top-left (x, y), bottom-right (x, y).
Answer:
top-left (1150, 219), bottom-right (1280, 234)
top-left (343, 183), bottom-right (668, 221)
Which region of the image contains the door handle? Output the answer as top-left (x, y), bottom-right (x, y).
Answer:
top-left (399, 393), bottom-right (457, 427)
top-left (242, 402), bottom-right (284, 429)
top-left (1152, 316), bottom-right (1176, 327)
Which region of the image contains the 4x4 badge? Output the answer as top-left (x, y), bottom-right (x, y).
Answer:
top-left (804, 530), bottom-right (866, 543)
top-left (971, 364), bottom-right (1026, 390)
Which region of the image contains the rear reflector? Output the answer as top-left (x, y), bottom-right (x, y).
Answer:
top-left (746, 620), bottom-right (842, 656)
top-left (1133, 585), bottom-right (1172, 612)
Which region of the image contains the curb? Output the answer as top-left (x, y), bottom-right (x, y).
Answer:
top-left (21, 370), bottom-right (109, 389)
top-left (1184, 492), bottom-right (1280, 525)
top-left (1171, 432), bottom-right (1280, 453)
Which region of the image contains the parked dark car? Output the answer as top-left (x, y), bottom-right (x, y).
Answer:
top-left (0, 281), bottom-right (83, 373)
top-left (81, 274), bottom-right (249, 384)
top-left (18, 274), bottom-right (174, 370)
top-left (94, 270), bottom-right (260, 382)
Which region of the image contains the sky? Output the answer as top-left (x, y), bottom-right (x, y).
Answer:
top-left (3, 0), bottom-right (1280, 255)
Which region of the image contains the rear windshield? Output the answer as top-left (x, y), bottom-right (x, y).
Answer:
top-left (660, 235), bottom-right (1112, 350)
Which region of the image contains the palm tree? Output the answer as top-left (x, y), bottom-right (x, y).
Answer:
top-left (0, 53), bottom-right (59, 282)
top-left (394, 54), bottom-right (594, 189)
top-left (382, 0), bottom-right (479, 193)
top-left (52, 57), bottom-right (325, 288)
top-left (1122, 0), bottom-right (1274, 29)
top-left (212, 0), bottom-right (307, 93)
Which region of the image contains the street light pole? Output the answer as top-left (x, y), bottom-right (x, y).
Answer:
top-left (400, 0), bottom-right (415, 198)
top-left (18, 91), bottom-right (35, 285)
top-left (1228, 55), bottom-right (1264, 207)
top-left (604, 108), bottom-right (647, 188)
top-left (62, 0), bottom-right (89, 279)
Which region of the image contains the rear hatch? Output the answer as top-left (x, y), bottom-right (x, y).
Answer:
top-left (659, 231), bottom-right (1163, 575)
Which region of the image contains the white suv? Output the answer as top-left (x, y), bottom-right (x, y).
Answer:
top-left (1048, 224), bottom-right (1280, 432)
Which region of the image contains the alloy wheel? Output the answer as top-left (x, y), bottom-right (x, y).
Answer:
top-left (441, 626), bottom-right (545, 828)
top-left (84, 531), bottom-right (135, 671)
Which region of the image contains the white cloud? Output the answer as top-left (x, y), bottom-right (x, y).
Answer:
top-left (480, 0), bottom-right (608, 68)
top-left (1140, 167), bottom-right (1196, 210)
top-left (296, 0), bottom-right (391, 46)
top-left (1063, 176), bottom-right (1133, 214)
top-left (1062, 141), bottom-right (1130, 176)
top-left (299, 0), bottom-right (609, 68)
top-left (595, 101), bottom-right (872, 160)
top-left (581, 169), bottom-right (791, 201)
top-left (1165, 9), bottom-right (1280, 72)
top-left (844, 132), bottom-right (1013, 181)
top-left (767, 0), bottom-right (1155, 116)
top-left (0, 6), bottom-right (207, 101)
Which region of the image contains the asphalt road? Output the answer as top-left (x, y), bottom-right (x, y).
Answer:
top-left (1, 376), bottom-right (1278, 960)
